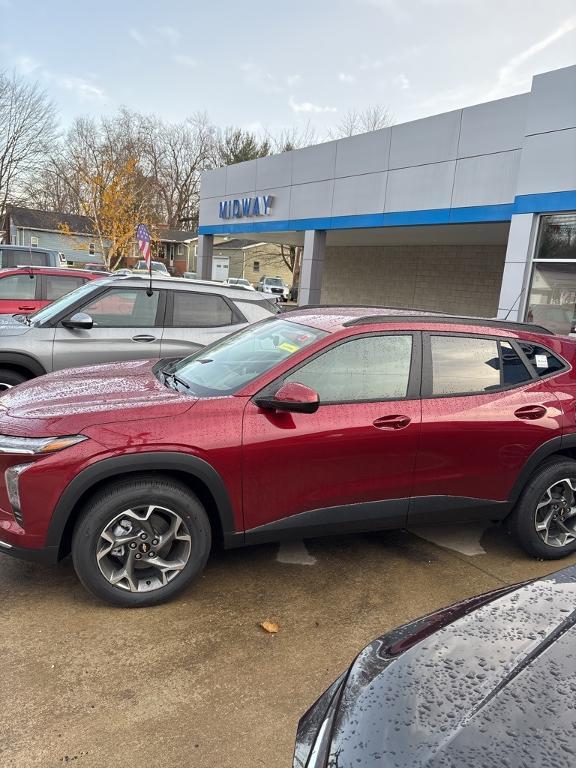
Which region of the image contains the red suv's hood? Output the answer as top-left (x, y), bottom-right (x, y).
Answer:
top-left (0, 359), bottom-right (196, 434)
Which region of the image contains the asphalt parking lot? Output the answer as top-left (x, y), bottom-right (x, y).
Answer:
top-left (2, 522), bottom-right (576, 768)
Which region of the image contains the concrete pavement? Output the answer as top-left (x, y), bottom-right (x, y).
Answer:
top-left (1, 524), bottom-right (575, 767)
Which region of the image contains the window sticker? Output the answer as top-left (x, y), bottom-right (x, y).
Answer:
top-left (535, 354), bottom-right (548, 369)
top-left (278, 342), bottom-right (299, 353)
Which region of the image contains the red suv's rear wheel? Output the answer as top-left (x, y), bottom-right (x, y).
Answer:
top-left (72, 476), bottom-right (211, 607)
top-left (512, 458), bottom-right (576, 559)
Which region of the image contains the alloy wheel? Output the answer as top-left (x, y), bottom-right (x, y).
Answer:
top-left (534, 478), bottom-right (576, 548)
top-left (96, 505), bottom-right (192, 592)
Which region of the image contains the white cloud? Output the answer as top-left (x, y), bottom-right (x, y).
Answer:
top-left (394, 73), bottom-right (410, 90)
top-left (173, 54), bottom-right (197, 68)
top-left (157, 25), bottom-right (181, 44)
top-left (338, 72), bottom-right (356, 83)
top-left (358, 55), bottom-right (385, 71)
top-left (15, 55), bottom-right (41, 76)
top-left (241, 61), bottom-right (282, 94)
top-left (57, 76), bottom-right (106, 101)
top-left (289, 96), bottom-right (337, 114)
top-left (129, 28), bottom-right (146, 46)
top-left (486, 14), bottom-right (576, 100)
top-left (286, 73), bottom-right (301, 87)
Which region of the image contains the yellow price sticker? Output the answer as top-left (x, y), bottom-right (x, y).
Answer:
top-left (278, 342), bottom-right (299, 353)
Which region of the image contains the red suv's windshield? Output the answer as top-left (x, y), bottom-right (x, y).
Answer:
top-left (167, 318), bottom-right (327, 396)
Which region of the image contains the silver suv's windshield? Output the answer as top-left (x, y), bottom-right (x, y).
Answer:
top-left (265, 278), bottom-right (284, 287)
top-left (165, 318), bottom-right (327, 396)
top-left (28, 279), bottom-right (107, 325)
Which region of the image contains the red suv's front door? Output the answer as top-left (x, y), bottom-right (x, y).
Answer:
top-left (408, 333), bottom-right (563, 525)
top-left (242, 332), bottom-right (422, 537)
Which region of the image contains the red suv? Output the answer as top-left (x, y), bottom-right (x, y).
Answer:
top-left (0, 267), bottom-right (102, 315)
top-left (0, 307), bottom-right (575, 607)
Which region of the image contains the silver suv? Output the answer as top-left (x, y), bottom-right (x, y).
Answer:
top-left (0, 274), bottom-right (279, 388)
top-left (0, 245), bottom-right (67, 268)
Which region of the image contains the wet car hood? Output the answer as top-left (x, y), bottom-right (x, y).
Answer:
top-left (306, 567), bottom-right (576, 768)
top-left (0, 359), bottom-right (196, 433)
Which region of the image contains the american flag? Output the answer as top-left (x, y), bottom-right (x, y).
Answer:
top-left (136, 223), bottom-right (152, 270)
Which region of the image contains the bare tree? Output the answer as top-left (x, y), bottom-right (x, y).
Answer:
top-left (267, 121), bottom-right (317, 153)
top-left (329, 104), bottom-right (393, 138)
top-left (0, 71), bottom-right (57, 215)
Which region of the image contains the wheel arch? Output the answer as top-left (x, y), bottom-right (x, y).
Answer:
top-left (508, 434), bottom-right (576, 508)
top-left (46, 453), bottom-right (239, 560)
top-left (0, 352), bottom-right (46, 379)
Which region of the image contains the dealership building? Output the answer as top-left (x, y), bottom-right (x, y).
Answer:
top-left (197, 64), bottom-right (576, 333)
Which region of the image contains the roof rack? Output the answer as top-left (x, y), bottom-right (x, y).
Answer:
top-left (342, 314), bottom-right (554, 335)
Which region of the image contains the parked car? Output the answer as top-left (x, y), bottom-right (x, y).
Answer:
top-left (132, 260), bottom-right (170, 275)
top-left (294, 565), bottom-right (576, 768)
top-left (0, 273), bottom-right (279, 389)
top-left (0, 267), bottom-right (103, 317)
top-left (0, 244), bottom-right (67, 268)
top-left (256, 275), bottom-right (290, 301)
top-left (0, 307), bottom-right (575, 607)
top-left (83, 263), bottom-right (110, 274)
top-left (225, 277), bottom-right (255, 291)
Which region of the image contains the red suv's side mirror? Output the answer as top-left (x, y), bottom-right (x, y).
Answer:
top-left (255, 382), bottom-right (320, 414)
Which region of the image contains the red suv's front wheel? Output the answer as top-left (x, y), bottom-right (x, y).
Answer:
top-left (72, 476), bottom-right (211, 607)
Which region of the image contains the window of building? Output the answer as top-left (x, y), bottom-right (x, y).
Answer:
top-left (30, 235), bottom-right (39, 247)
top-left (89, 243), bottom-right (95, 255)
top-left (172, 292), bottom-right (234, 327)
top-left (78, 288), bottom-right (160, 327)
top-left (177, 244), bottom-right (184, 256)
top-left (45, 275), bottom-right (87, 301)
top-left (285, 335), bottom-right (413, 403)
top-left (0, 274), bottom-right (37, 300)
top-left (253, 261), bottom-right (260, 272)
top-left (525, 213), bottom-right (576, 335)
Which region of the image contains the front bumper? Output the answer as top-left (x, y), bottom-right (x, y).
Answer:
top-left (0, 537), bottom-right (59, 564)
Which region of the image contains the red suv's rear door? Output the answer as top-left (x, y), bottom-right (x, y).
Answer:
top-left (0, 273), bottom-right (41, 314)
top-left (242, 332), bottom-right (422, 536)
top-left (409, 333), bottom-right (563, 525)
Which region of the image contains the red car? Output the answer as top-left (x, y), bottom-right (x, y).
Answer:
top-left (0, 307), bottom-right (575, 607)
top-left (0, 267), bottom-right (102, 315)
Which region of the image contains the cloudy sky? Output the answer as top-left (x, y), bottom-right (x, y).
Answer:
top-left (1, 0), bottom-right (575, 135)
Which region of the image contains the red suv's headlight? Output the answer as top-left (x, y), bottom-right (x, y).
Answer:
top-left (0, 435), bottom-right (87, 455)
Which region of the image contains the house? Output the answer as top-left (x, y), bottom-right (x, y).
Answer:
top-left (138, 228), bottom-right (196, 275)
top-left (210, 239), bottom-right (294, 286)
top-left (1, 205), bottom-right (106, 265)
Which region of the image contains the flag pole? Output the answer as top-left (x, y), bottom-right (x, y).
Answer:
top-left (147, 249), bottom-right (153, 297)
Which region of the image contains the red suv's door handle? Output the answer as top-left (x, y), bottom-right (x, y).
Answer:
top-left (373, 415), bottom-right (412, 430)
top-left (514, 405), bottom-right (547, 420)
top-left (18, 305), bottom-right (35, 311)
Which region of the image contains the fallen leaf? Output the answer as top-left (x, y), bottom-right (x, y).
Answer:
top-left (260, 620), bottom-right (280, 634)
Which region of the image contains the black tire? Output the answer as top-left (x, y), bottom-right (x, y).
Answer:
top-left (0, 368), bottom-right (28, 391)
top-left (511, 457), bottom-right (576, 559)
top-left (72, 475), bottom-right (212, 608)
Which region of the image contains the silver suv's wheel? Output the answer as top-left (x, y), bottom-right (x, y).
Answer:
top-left (512, 458), bottom-right (576, 559)
top-left (72, 476), bottom-right (211, 607)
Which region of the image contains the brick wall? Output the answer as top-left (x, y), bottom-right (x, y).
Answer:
top-left (321, 244), bottom-right (507, 316)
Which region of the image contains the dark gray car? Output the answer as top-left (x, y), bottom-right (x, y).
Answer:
top-left (0, 274), bottom-right (279, 388)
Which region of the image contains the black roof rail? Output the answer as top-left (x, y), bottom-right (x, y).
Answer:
top-left (342, 314), bottom-right (554, 335)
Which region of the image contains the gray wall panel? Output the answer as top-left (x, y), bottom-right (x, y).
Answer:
top-left (332, 173), bottom-right (387, 216)
top-left (200, 167), bottom-right (226, 199)
top-left (517, 128), bottom-right (576, 195)
top-left (452, 151), bottom-right (521, 207)
top-left (292, 141), bottom-right (337, 184)
top-left (458, 94), bottom-right (528, 157)
top-left (389, 111), bottom-right (461, 169)
top-left (526, 65), bottom-right (576, 135)
top-left (256, 152), bottom-right (293, 189)
top-left (334, 129), bottom-right (391, 177)
top-left (225, 160), bottom-right (257, 195)
top-left (290, 181), bottom-right (335, 220)
top-left (386, 162), bottom-right (456, 212)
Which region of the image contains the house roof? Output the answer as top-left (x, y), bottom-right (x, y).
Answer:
top-left (7, 206), bottom-right (96, 235)
top-left (213, 238), bottom-right (266, 250)
top-left (156, 228), bottom-right (197, 243)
